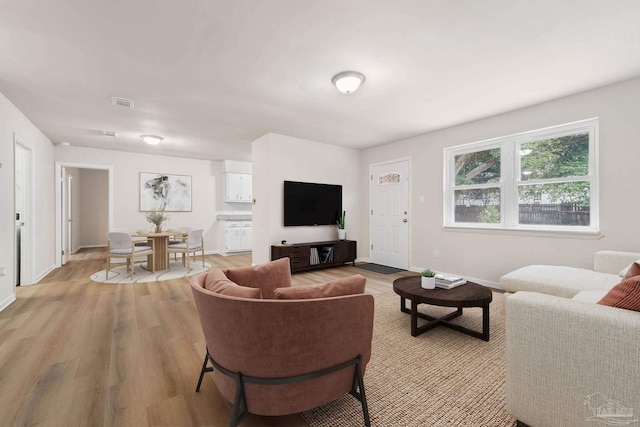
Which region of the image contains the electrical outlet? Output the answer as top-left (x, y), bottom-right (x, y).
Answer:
top-left (433, 249), bottom-right (439, 258)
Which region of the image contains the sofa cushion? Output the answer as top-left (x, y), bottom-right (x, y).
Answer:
top-left (572, 290), bottom-right (609, 304)
top-left (622, 261), bottom-right (640, 279)
top-left (224, 257), bottom-right (291, 299)
top-left (203, 268), bottom-right (262, 299)
top-left (273, 275), bottom-right (366, 299)
top-left (499, 265), bottom-right (619, 298)
top-left (598, 275), bottom-right (640, 312)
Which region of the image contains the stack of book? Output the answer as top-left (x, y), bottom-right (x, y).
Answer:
top-left (434, 274), bottom-right (466, 289)
top-left (320, 246), bottom-right (333, 263)
top-left (310, 247), bottom-right (320, 265)
top-left (310, 246), bottom-right (334, 265)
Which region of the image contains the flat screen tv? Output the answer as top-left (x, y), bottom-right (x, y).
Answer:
top-left (284, 181), bottom-right (342, 226)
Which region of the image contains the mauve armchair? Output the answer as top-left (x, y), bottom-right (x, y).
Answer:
top-left (190, 258), bottom-right (374, 427)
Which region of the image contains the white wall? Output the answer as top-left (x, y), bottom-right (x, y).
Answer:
top-left (252, 133), bottom-right (362, 265)
top-left (54, 146), bottom-right (223, 254)
top-left (362, 76), bottom-right (640, 284)
top-left (78, 169), bottom-right (109, 249)
top-left (0, 91), bottom-right (55, 309)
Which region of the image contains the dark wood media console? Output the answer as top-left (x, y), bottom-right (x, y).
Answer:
top-left (271, 240), bottom-right (357, 273)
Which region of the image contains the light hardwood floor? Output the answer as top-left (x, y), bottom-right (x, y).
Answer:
top-left (0, 248), bottom-right (413, 427)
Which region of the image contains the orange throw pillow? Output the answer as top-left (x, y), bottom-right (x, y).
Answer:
top-left (597, 275), bottom-right (640, 312)
top-left (273, 275), bottom-right (366, 299)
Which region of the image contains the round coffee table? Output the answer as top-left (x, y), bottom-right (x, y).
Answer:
top-left (392, 276), bottom-right (493, 341)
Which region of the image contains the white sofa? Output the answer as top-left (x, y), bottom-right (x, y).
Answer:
top-left (502, 251), bottom-right (640, 427)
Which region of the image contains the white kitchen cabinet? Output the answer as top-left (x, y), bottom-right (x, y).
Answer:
top-left (225, 222), bottom-right (252, 252)
top-left (224, 173), bottom-right (252, 203)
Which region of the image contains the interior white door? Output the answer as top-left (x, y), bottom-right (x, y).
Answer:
top-left (370, 160), bottom-right (410, 269)
top-left (61, 168), bottom-right (68, 265)
top-left (14, 141), bottom-right (33, 285)
top-left (66, 174), bottom-right (73, 258)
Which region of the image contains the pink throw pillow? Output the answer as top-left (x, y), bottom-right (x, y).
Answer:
top-left (203, 268), bottom-right (262, 299)
top-left (224, 258), bottom-right (291, 299)
top-left (273, 275), bottom-right (366, 299)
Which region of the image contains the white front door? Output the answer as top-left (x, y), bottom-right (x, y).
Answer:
top-left (370, 159), bottom-right (410, 269)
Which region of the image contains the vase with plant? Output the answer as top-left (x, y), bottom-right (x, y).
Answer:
top-left (421, 269), bottom-right (436, 289)
top-left (145, 210), bottom-right (170, 233)
top-left (336, 210), bottom-right (346, 240)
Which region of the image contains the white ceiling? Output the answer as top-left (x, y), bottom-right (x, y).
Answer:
top-left (2, 0), bottom-right (640, 161)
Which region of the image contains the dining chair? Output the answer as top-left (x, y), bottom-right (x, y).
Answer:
top-left (110, 228), bottom-right (147, 246)
top-left (168, 227), bottom-right (192, 260)
top-left (106, 232), bottom-right (154, 280)
top-left (168, 229), bottom-right (204, 271)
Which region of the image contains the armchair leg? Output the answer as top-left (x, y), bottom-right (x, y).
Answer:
top-left (349, 356), bottom-right (371, 427)
top-left (229, 373), bottom-right (249, 427)
top-left (195, 350), bottom-right (214, 392)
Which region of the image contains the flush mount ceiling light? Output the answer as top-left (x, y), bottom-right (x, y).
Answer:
top-left (331, 71), bottom-right (365, 94)
top-left (141, 134), bottom-right (163, 145)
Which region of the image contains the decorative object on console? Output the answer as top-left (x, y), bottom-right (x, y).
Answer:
top-left (421, 269), bottom-right (436, 289)
top-left (337, 210), bottom-right (346, 240)
top-left (140, 172), bottom-right (192, 212)
top-left (145, 209), bottom-right (170, 233)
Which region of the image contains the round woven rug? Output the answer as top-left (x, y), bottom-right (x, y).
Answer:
top-left (90, 260), bottom-right (211, 284)
top-left (302, 290), bottom-right (516, 427)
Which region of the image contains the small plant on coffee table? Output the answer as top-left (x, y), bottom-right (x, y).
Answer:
top-left (421, 269), bottom-right (435, 277)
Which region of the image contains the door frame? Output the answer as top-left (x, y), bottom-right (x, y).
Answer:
top-left (368, 157), bottom-right (411, 269)
top-left (54, 162), bottom-right (114, 267)
top-left (14, 136), bottom-right (34, 286)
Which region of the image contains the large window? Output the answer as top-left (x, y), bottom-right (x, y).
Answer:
top-left (444, 119), bottom-right (598, 233)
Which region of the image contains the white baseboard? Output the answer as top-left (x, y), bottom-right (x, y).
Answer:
top-left (77, 244), bottom-right (106, 251)
top-left (0, 293), bottom-right (16, 312)
top-left (33, 264), bottom-right (56, 284)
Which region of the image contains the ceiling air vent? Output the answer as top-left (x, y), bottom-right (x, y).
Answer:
top-left (111, 96), bottom-right (135, 109)
top-left (104, 130), bottom-right (118, 137)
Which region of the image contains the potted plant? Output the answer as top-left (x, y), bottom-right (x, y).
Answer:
top-left (336, 210), bottom-right (346, 240)
top-left (421, 269), bottom-right (436, 289)
top-left (145, 210), bottom-right (170, 233)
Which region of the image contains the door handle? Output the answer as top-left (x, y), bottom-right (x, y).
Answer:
top-left (403, 219), bottom-right (408, 223)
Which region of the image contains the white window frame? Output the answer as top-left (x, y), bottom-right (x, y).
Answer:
top-left (443, 118), bottom-right (599, 234)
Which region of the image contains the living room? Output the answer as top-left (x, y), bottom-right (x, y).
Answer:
top-left (1, 1), bottom-right (640, 426)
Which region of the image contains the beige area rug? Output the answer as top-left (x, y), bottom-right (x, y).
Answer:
top-left (302, 291), bottom-right (517, 427)
top-left (90, 260), bottom-right (211, 284)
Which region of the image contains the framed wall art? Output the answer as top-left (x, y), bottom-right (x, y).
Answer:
top-left (140, 172), bottom-right (192, 212)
